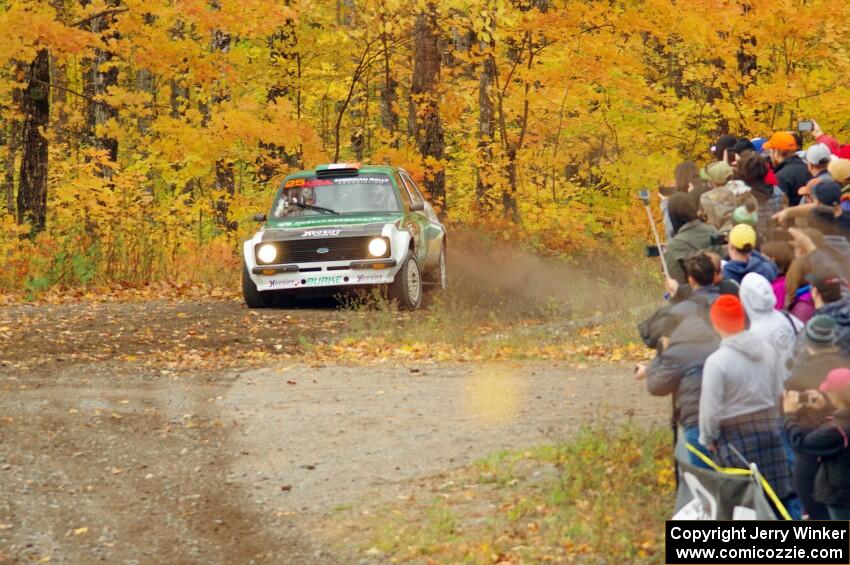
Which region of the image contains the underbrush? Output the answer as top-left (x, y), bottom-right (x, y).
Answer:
top-left (324, 424), bottom-right (673, 563)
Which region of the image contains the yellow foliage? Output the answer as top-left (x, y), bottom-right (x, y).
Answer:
top-left (1, 0), bottom-right (850, 292)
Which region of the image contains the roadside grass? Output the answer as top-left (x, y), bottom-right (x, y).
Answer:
top-left (324, 423), bottom-right (673, 564)
top-left (314, 277), bottom-right (658, 364)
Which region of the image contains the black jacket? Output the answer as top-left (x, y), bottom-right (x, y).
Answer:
top-left (786, 409), bottom-right (850, 508)
top-left (646, 316), bottom-right (720, 427)
top-left (637, 286), bottom-right (719, 350)
top-left (774, 155), bottom-right (811, 207)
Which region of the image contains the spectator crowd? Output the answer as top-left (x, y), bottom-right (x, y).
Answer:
top-left (635, 119), bottom-right (850, 520)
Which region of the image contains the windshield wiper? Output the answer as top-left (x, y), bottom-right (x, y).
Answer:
top-left (291, 201), bottom-right (339, 215)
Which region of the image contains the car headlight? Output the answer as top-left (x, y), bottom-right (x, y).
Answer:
top-left (368, 238), bottom-right (388, 257)
top-left (257, 244), bottom-right (278, 264)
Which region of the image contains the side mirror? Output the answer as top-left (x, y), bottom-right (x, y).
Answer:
top-left (410, 201), bottom-right (425, 212)
top-left (253, 213), bottom-right (267, 222)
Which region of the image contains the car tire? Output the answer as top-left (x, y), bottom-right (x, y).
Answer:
top-left (242, 263), bottom-right (271, 308)
top-left (426, 244), bottom-right (447, 293)
top-left (388, 252), bottom-right (423, 310)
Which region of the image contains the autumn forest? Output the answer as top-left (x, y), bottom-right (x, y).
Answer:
top-left (2, 0), bottom-right (849, 292)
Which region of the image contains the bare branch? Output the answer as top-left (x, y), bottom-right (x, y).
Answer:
top-left (71, 7), bottom-right (129, 29)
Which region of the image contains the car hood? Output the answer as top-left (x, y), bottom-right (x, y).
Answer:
top-left (260, 213), bottom-right (402, 242)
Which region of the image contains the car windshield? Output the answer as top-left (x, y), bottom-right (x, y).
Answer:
top-left (271, 174), bottom-right (400, 218)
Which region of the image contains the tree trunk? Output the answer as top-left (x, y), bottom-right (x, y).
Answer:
top-left (262, 16), bottom-right (301, 177)
top-left (379, 5), bottom-right (399, 146)
top-left (475, 41), bottom-right (496, 210)
top-left (410, 3), bottom-right (445, 212)
top-left (18, 50), bottom-right (50, 232)
top-left (3, 69), bottom-right (22, 215)
top-left (209, 0), bottom-right (236, 232)
top-left (83, 2), bottom-right (120, 172)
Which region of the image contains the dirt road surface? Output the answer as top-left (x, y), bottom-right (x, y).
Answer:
top-left (0, 300), bottom-right (666, 563)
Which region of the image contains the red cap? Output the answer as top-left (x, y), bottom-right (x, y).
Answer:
top-left (819, 368), bottom-right (850, 394)
top-left (710, 295), bottom-right (747, 334)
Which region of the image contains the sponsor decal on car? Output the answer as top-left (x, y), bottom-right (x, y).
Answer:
top-left (284, 178), bottom-right (306, 188)
top-left (301, 229), bottom-right (341, 237)
top-left (305, 275), bottom-right (344, 286)
top-left (333, 176), bottom-right (390, 185)
top-left (355, 273), bottom-right (385, 284)
top-left (268, 279), bottom-right (301, 289)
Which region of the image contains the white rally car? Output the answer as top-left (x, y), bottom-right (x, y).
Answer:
top-left (242, 163), bottom-right (447, 309)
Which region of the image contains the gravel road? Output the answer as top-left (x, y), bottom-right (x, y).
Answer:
top-left (0, 301), bottom-right (666, 563)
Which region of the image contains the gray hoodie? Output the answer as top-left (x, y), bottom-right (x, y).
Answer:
top-left (739, 273), bottom-right (803, 380)
top-left (699, 330), bottom-right (784, 446)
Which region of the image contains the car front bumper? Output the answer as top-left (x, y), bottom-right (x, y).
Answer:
top-left (251, 260), bottom-right (399, 291)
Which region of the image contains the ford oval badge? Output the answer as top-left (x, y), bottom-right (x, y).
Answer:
top-left (316, 247), bottom-right (330, 254)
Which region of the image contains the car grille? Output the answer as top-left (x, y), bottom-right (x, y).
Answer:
top-left (260, 236), bottom-right (377, 264)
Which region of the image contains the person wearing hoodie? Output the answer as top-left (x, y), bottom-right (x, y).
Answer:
top-left (786, 316), bottom-right (849, 520)
top-left (785, 369), bottom-right (850, 520)
top-left (663, 193), bottom-right (725, 284)
top-left (721, 224), bottom-right (779, 284)
top-left (764, 131), bottom-right (811, 207)
top-left (699, 295), bottom-right (794, 515)
top-left (740, 273), bottom-right (803, 379)
top-left (808, 272), bottom-right (850, 356)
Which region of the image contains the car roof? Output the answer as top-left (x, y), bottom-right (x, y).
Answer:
top-left (284, 164), bottom-right (401, 180)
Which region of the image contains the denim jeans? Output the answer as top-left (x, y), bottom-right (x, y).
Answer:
top-left (680, 426), bottom-right (712, 469)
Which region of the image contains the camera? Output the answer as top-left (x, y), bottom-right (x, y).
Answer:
top-left (645, 245), bottom-right (660, 258)
top-left (710, 233), bottom-right (728, 245)
top-left (638, 189), bottom-right (650, 205)
top-left (797, 120), bottom-right (814, 133)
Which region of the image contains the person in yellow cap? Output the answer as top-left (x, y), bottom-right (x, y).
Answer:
top-left (721, 224), bottom-right (779, 284)
top-left (764, 131), bottom-right (811, 206)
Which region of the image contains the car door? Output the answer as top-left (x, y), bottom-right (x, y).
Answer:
top-left (397, 172), bottom-right (430, 268)
top-left (399, 172), bottom-right (442, 270)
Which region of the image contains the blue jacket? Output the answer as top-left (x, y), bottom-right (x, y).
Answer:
top-left (722, 250), bottom-right (778, 284)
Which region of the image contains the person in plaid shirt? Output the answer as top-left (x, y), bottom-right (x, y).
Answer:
top-left (699, 295), bottom-right (795, 516)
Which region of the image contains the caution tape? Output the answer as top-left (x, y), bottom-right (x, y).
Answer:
top-left (685, 443), bottom-right (792, 520)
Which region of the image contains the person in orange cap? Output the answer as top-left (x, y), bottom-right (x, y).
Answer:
top-left (699, 294), bottom-right (795, 517)
top-left (764, 131), bottom-right (811, 206)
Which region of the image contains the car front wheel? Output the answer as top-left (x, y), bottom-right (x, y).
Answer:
top-left (388, 252), bottom-right (422, 310)
top-left (242, 263), bottom-right (272, 308)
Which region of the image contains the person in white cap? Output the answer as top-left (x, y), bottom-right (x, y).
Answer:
top-left (799, 143), bottom-right (834, 204)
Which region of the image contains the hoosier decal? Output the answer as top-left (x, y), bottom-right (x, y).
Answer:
top-left (301, 229), bottom-right (341, 237)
